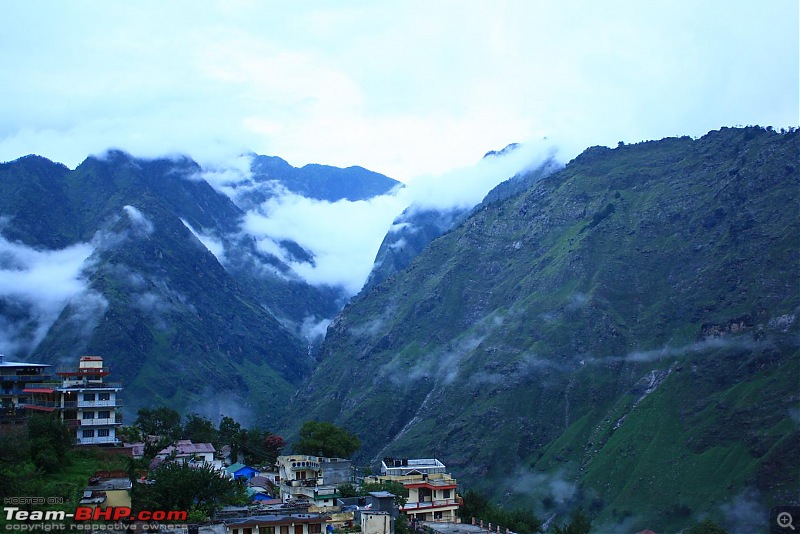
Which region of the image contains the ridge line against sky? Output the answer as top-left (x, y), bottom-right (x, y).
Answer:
top-left (0, 0), bottom-right (797, 181)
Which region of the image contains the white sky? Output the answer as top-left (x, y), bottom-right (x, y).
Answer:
top-left (0, 0), bottom-right (797, 181)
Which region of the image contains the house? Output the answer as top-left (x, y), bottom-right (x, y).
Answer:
top-left (369, 458), bottom-right (461, 524)
top-left (226, 462), bottom-right (258, 481)
top-left (225, 513), bottom-right (327, 534)
top-left (78, 471), bottom-right (132, 510)
top-left (361, 512), bottom-right (394, 534)
top-left (276, 455), bottom-right (353, 509)
top-left (23, 356), bottom-right (122, 445)
top-left (0, 357), bottom-right (55, 424)
top-left (153, 440), bottom-right (220, 470)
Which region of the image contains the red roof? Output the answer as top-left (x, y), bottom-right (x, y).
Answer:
top-left (23, 388), bottom-right (55, 393)
top-left (24, 405), bottom-right (55, 412)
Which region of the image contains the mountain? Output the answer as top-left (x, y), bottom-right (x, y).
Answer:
top-left (365, 147), bottom-right (561, 290)
top-left (0, 150), bottom-right (399, 424)
top-left (285, 127), bottom-right (800, 531)
top-left (229, 154), bottom-right (401, 211)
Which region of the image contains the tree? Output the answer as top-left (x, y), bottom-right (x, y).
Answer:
top-left (27, 414), bottom-right (73, 473)
top-left (183, 413), bottom-right (217, 444)
top-left (135, 407), bottom-right (182, 440)
top-left (262, 433), bottom-right (286, 465)
top-left (117, 425), bottom-right (143, 443)
top-left (551, 508), bottom-right (591, 534)
top-left (133, 461), bottom-right (247, 520)
top-left (217, 415), bottom-right (242, 458)
top-left (293, 421), bottom-right (361, 459)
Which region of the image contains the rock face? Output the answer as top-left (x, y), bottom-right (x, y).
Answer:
top-left (286, 127), bottom-right (800, 531)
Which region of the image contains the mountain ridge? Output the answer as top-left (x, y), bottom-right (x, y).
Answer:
top-left (285, 126), bottom-right (800, 531)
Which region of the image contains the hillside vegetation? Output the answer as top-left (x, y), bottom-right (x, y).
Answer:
top-left (286, 127), bottom-right (800, 531)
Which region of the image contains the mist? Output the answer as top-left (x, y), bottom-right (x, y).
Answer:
top-left (192, 140), bottom-right (555, 298)
top-left (0, 234), bottom-right (100, 357)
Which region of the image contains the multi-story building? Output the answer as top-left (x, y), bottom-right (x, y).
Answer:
top-left (0, 356), bottom-right (52, 424)
top-left (372, 458), bottom-right (461, 524)
top-left (24, 356), bottom-right (122, 445)
top-left (225, 513), bottom-right (327, 534)
top-left (276, 455), bottom-right (353, 508)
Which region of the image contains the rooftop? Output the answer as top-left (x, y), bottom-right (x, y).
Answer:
top-left (158, 440), bottom-right (215, 456)
top-left (86, 478), bottom-right (133, 491)
top-left (0, 360), bottom-right (50, 368)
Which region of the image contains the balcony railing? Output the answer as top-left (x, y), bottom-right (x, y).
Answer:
top-left (402, 499), bottom-right (459, 510)
top-left (24, 399), bottom-right (122, 409)
top-left (0, 374), bottom-right (52, 382)
top-left (283, 479), bottom-right (322, 488)
top-left (77, 399), bottom-right (122, 408)
top-left (77, 436), bottom-right (118, 445)
top-left (77, 417), bottom-right (121, 426)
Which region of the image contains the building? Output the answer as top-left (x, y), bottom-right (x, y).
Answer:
top-left (78, 471), bottom-right (133, 509)
top-left (225, 513), bottom-right (327, 534)
top-left (159, 440), bottom-right (217, 464)
top-left (361, 512), bottom-right (394, 534)
top-left (276, 455), bottom-right (353, 508)
top-left (24, 356), bottom-right (123, 445)
top-left (226, 463), bottom-right (258, 481)
top-left (372, 458), bottom-right (461, 524)
top-left (0, 357), bottom-right (52, 424)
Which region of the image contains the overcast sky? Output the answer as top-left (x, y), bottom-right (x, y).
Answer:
top-left (0, 0), bottom-right (797, 181)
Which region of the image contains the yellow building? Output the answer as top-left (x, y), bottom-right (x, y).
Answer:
top-left (78, 475), bottom-right (132, 509)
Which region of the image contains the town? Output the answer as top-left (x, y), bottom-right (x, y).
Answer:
top-left (1, 356), bottom-right (549, 534)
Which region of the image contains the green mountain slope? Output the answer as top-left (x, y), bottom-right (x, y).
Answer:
top-left (0, 152), bottom-right (308, 424)
top-left (286, 127), bottom-right (800, 531)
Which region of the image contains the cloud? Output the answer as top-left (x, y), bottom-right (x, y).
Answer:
top-left (597, 336), bottom-right (764, 364)
top-left (403, 139), bottom-right (561, 211)
top-left (181, 218), bottom-right (226, 264)
top-left (501, 467), bottom-right (578, 507)
top-left (241, 190), bottom-right (408, 295)
top-left (0, 1), bottom-right (795, 181)
top-left (123, 205), bottom-right (154, 235)
top-left (0, 234), bottom-right (101, 356)
top-left (720, 488), bottom-right (765, 534)
top-left (219, 139), bottom-right (554, 296)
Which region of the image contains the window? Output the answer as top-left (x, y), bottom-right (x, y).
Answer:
top-left (308, 525), bottom-right (321, 534)
top-left (280, 526), bottom-right (289, 534)
top-left (99, 392), bottom-right (110, 401)
top-left (82, 411), bottom-right (95, 419)
top-left (259, 527), bottom-right (275, 534)
top-left (97, 429), bottom-right (110, 437)
top-left (98, 410), bottom-right (110, 419)
top-left (442, 489), bottom-right (451, 499)
top-left (244, 528), bottom-right (252, 534)
top-left (232, 529), bottom-right (238, 534)
top-left (82, 429), bottom-right (95, 438)
top-left (83, 393), bottom-right (95, 401)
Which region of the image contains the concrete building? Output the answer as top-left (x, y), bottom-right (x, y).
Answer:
top-left (0, 357), bottom-right (52, 424)
top-left (24, 356), bottom-right (122, 445)
top-left (78, 471), bottom-right (133, 509)
top-left (361, 512), bottom-right (393, 534)
top-left (276, 455), bottom-right (353, 508)
top-left (225, 513), bottom-right (327, 534)
top-left (371, 458), bottom-right (461, 524)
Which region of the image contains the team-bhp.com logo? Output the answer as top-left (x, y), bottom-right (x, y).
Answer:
top-left (4, 506), bottom-right (187, 529)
